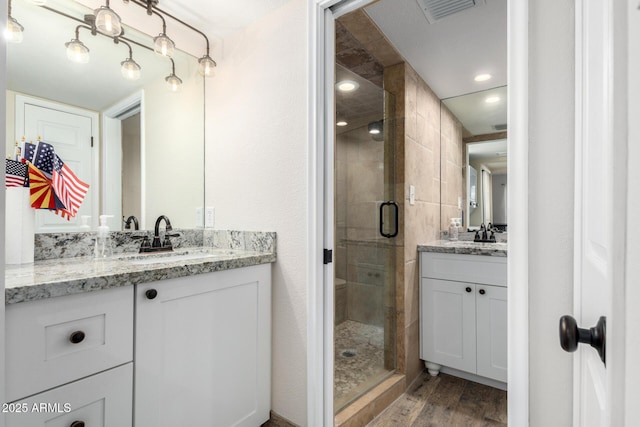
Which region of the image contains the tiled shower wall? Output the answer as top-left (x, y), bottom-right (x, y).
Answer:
top-left (335, 126), bottom-right (389, 327)
top-left (385, 62), bottom-right (463, 386)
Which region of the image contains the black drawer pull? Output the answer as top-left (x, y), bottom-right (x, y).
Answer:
top-left (69, 331), bottom-right (85, 344)
top-left (465, 287), bottom-right (472, 293)
top-left (146, 289), bottom-right (158, 300)
top-left (70, 421), bottom-right (85, 427)
top-left (479, 289), bottom-right (486, 295)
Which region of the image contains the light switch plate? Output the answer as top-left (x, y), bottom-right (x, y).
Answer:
top-left (195, 207), bottom-right (203, 228)
top-left (205, 207), bottom-right (215, 228)
top-left (409, 185), bottom-right (415, 205)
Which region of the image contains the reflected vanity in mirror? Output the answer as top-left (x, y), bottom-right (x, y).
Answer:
top-left (441, 86), bottom-right (507, 231)
top-left (5, 0), bottom-right (205, 232)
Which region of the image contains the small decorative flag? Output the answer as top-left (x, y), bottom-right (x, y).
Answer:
top-left (28, 163), bottom-right (65, 210)
top-left (32, 141), bottom-right (55, 178)
top-left (52, 154), bottom-right (89, 219)
top-left (22, 142), bottom-right (36, 164)
top-left (5, 158), bottom-right (29, 187)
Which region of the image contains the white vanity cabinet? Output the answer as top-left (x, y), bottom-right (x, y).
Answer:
top-left (4, 286), bottom-right (134, 427)
top-left (420, 252), bottom-right (507, 385)
top-left (134, 264), bottom-right (271, 427)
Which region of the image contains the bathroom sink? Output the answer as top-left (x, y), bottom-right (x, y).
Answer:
top-left (119, 249), bottom-right (240, 265)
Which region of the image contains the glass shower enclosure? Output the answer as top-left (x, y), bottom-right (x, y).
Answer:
top-left (334, 76), bottom-right (397, 411)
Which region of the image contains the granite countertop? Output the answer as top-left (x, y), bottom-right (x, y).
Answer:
top-left (418, 240), bottom-right (507, 257)
top-left (5, 247), bottom-right (276, 305)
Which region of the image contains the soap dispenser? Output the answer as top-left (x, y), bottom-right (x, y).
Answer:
top-left (448, 218), bottom-right (459, 241)
top-left (79, 215), bottom-right (91, 232)
top-left (95, 215), bottom-right (114, 259)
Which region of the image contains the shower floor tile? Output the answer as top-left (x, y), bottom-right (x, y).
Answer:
top-left (334, 320), bottom-right (390, 410)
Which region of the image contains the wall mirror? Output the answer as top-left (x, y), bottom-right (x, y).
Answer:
top-left (5, 0), bottom-right (205, 233)
top-left (441, 86), bottom-right (507, 231)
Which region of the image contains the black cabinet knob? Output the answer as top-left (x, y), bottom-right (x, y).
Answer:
top-left (465, 287), bottom-right (472, 293)
top-left (69, 331), bottom-right (85, 344)
top-left (145, 289), bottom-right (158, 300)
top-left (479, 289), bottom-right (486, 295)
top-left (559, 315), bottom-right (606, 365)
top-left (70, 421), bottom-right (85, 427)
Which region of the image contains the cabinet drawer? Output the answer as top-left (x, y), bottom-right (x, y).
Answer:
top-left (6, 287), bottom-right (133, 402)
top-left (5, 363), bottom-right (132, 427)
top-left (420, 252), bottom-right (507, 286)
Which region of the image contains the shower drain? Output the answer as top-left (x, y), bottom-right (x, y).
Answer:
top-left (340, 349), bottom-right (357, 358)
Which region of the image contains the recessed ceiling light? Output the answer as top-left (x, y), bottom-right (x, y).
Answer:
top-left (336, 80), bottom-right (359, 92)
top-left (485, 96), bottom-right (500, 104)
top-left (369, 129), bottom-right (380, 135)
top-left (336, 121), bottom-right (348, 127)
top-left (474, 73), bottom-right (492, 82)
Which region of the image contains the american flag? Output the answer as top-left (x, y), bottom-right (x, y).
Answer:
top-left (5, 158), bottom-right (29, 187)
top-left (52, 154), bottom-right (89, 219)
top-left (22, 142), bottom-right (36, 163)
top-left (32, 141), bottom-right (55, 178)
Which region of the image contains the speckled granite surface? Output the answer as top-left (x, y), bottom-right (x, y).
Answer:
top-left (418, 240), bottom-right (507, 257)
top-left (9, 231), bottom-right (276, 305)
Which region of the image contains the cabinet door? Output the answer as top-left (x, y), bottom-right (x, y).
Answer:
top-left (135, 264), bottom-right (271, 427)
top-left (420, 278), bottom-right (476, 374)
top-left (476, 284), bottom-right (507, 382)
top-left (5, 363), bottom-right (132, 427)
top-left (5, 286), bottom-right (133, 402)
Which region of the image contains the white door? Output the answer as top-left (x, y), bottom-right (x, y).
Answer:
top-left (569, 0), bottom-right (625, 425)
top-left (15, 95), bottom-right (98, 232)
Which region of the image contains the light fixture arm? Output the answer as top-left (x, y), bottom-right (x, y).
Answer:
top-left (74, 24), bottom-right (93, 39)
top-left (114, 37), bottom-right (134, 59)
top-left (129, 0), bottom-right (210, 55)
top-left (170, 57), bottom-right (176, 74)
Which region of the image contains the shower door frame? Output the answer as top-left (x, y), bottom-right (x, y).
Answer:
top-left (307, 1), bottom-right (530, 426)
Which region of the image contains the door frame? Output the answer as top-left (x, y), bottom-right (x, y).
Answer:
top-left (307, 0), bottom-right (530, 425)
top-left (102, 91), bottom-right (144, 230)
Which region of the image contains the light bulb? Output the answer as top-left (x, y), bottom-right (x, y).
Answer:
top-left (336, 80), bottom-right (359, 92)
top-left (5, 17), bottom-right (24, 43)
top-left (165, 74), bottom-right (182, 92)
top-left (121, 58), bottom-right (141, 80)
top-left (65, 39), bottom-right (90, 63)
top-left (198, 55), bottom-right (216, 77)
top-left (153, 33), bottom-right (175, 57)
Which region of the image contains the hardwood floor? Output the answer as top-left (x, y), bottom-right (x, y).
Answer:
top-left (366, 371), bottom-right (507, 427)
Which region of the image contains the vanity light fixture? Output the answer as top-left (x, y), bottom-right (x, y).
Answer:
top-left (485, 95), bottom-right (500, 104)
top-left (150, 11), bottom-right (175, 57)
top-left (5, 0), bottom-right (24, 43)
top-left (474, 73), bottom-right (492, 82)
top-left (336, 80), bottom-right (359, 92)
top-left (65, 26), bottom-right (91, 63)
top-left (336, 120), bottom-right (348, 127)
top-left (117, 39), bottom-right (141, 80)
top-left (94, 0), bottom-right (122, 37)
top-left (165, 58), bottom-right (182, 92)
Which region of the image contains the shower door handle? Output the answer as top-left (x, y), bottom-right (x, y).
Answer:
top-left (380, 201), bottom-right (399, 238)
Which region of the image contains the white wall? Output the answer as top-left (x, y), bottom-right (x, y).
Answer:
top-left (492, 173), bottom-right (507, 225)
top-left (528, 0), bottom-right (575, 425)
top-left (204, 0), bottom-right (308, 425)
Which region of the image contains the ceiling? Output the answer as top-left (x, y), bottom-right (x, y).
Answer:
top-left (365, 0), bottom-right (507, 100)
top-left (442, 86), bottom-right (507, 136)
top-left (468, 139), bottom-right (507, 173)
top-left (153, 0), bottom-right (291, 39)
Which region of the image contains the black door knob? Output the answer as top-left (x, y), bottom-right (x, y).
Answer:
top-left (70, 421), bottom-right (85, 427)
top-left (465, 287), bottom-right (472, 293)
top-left (146, 289), bottom-right (158, 300)
top-left (478, 289), bottom-right (486, 295)
top-left (559, 315), bottom-right (606, 365)
top-left (69, 331), bottom-right (85, 344)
